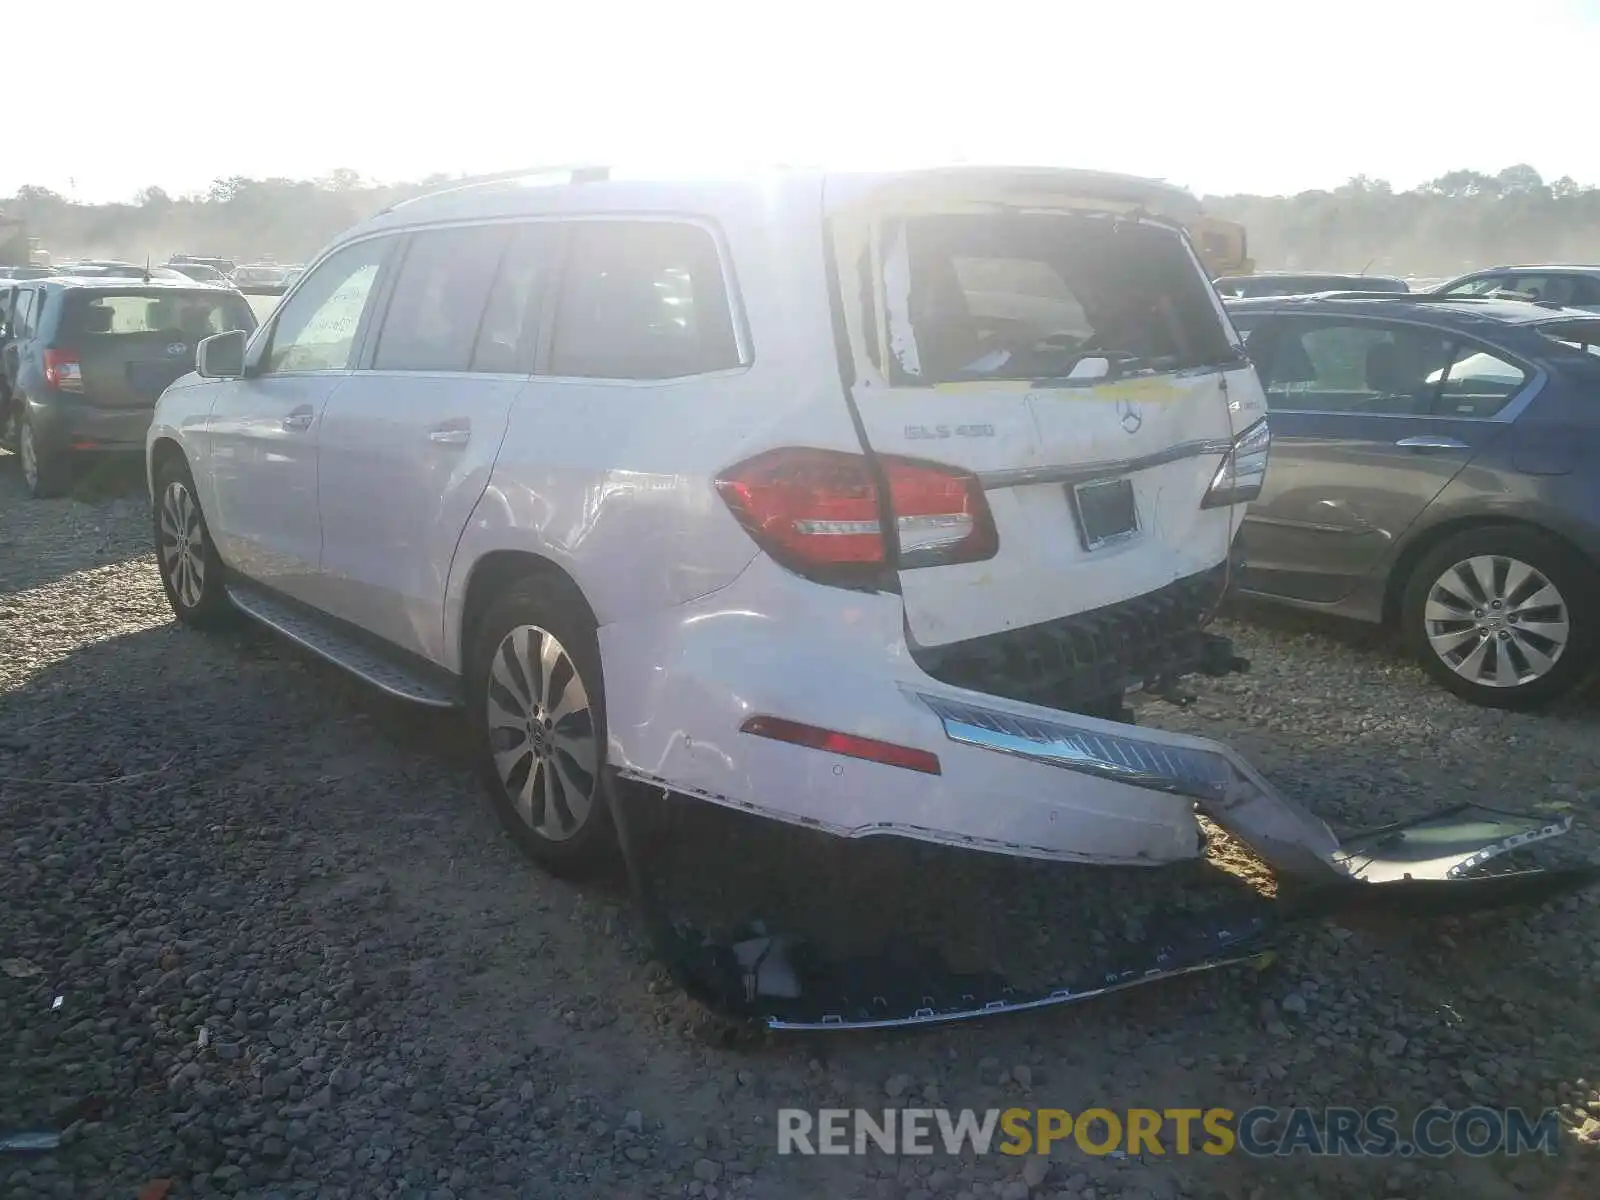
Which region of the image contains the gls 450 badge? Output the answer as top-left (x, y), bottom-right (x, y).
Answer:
top-left (904, 424), bottom-right (996, 440)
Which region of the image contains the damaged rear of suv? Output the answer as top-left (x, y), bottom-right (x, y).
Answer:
top-left (149, 164), bottom-right (1598, 1031)
top-left (609, 167), bottom-right (1271, 869)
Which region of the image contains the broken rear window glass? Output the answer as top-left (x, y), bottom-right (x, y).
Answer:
top-left (877, 212), bottom-right (1233, 385)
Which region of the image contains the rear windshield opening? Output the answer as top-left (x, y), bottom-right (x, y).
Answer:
top-left (64, 291), bottom-right (256, 341)
top-left (875, 212), bottom-right (1234, 386)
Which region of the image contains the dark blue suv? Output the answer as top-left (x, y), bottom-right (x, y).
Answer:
top-left (1226, 292), bottom-right (1600, 709)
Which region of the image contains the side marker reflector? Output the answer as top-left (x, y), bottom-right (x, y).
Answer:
top-left (739, 715), bottom-right (942, 775)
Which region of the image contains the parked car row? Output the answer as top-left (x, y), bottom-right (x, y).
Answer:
top-left (167, 254), bottom-right (307, 294)
top-left (1213, 262), bottom-right (1600, 312)
top-left (1214, 272), bottom-right (1412, 299)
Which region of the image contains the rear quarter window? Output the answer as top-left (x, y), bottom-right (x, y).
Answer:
top-left (548, 220), bottom-right (741, 380)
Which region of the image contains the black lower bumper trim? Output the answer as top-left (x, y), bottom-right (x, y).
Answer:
top-left (607, 778), bottom-right (1599, 1032)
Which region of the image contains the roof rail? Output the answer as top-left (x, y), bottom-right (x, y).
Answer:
top-left (378, 164), bottom-right (611, 214)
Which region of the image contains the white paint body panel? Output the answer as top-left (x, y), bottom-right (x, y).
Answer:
top-left (601, 553), bottom-right (1202, 864)
top-left (853, 369), bottom-right (1255, 646)
top-left (148, 164), bottom-right (1264, 865)
top-left (200, 372), bottom-right (339, 608)
top-left (316, 370), bottom-right (523, 662)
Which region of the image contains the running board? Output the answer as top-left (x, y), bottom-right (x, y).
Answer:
top-left (225, 582), bottom-right (462, 708)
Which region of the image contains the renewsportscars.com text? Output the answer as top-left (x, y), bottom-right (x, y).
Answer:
top-left (776, 1106), bottom-right (1561, 1158)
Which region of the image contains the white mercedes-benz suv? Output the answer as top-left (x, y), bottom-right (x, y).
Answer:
top-left (146, 164), bottom-right (1274, 878)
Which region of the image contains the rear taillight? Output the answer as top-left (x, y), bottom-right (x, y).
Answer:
top-left (714, 447), bottom-right (998, 579)
top-left (1201, 417), bottom-right (1270, 509)
top-left (43, 349), bottom-right (83, 393)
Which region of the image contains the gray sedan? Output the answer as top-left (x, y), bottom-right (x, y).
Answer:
top-left (1226, 293), bottom-right (1600, 709)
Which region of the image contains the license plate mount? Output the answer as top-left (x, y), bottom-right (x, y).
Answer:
top-left (1069, 476), bottom-right (1139, 551)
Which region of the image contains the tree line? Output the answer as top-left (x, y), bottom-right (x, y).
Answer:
top-left (1205, 165), bottom-right (1600, 277)
top-left (3, 164), bottom-right (1596, 276)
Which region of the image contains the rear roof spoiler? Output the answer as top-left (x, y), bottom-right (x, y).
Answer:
top-left (823, 166), bottom-right (1203, 224)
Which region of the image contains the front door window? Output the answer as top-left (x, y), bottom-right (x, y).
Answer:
top-left (263, 239), bottom-right (391, 374)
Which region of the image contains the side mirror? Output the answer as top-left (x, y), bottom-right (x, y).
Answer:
top-left (195, 329), bottom-right (246, 379)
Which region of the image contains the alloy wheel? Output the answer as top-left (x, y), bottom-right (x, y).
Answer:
top-left (484, 624), bottom-right (599, 842)
top-left (158, 480), bottom-right (207, 608)
top-left (1423, 554), bottom-right (1570, 688)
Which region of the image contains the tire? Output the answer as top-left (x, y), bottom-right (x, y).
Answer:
top-left (467, 577), bottom-right (616, 877)
top-left (1401, 525), bottom-right (1597, 710)
top-left (16, 409), bottom-right (69, 499)
top-left (152, 456), bottom-right (235, 629)
top-left (0, 395), bottom-right (16, 452)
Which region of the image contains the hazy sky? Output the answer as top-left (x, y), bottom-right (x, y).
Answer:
top-left (11, 0), bottom-right (1599, 202)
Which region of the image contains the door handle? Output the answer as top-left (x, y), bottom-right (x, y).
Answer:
top-left (282, 406), bottom-right (314, 432)
top-left (428, 420), bottom-right (470, 446)
top-left (1395, 435), bottom-right (1469, 451)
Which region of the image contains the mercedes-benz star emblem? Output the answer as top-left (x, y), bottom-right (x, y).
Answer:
top-left (1118, 399), bottom-right (1144, 434)
top-left (166, 342), bottom-right (188, 357)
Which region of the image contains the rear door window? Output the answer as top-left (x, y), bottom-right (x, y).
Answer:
top-left (876, 212), bottom-right (1233, 385)
top-left (1428, 345), bottom-right (1529, 417)
top-left (372, 224), bottom-right (510, 372)
top-left (548, 220), bottom-right (740, 380)
top-left (1253, 319), bottom-right (1454, 415)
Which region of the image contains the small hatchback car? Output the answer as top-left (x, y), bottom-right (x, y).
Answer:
top-left (3, 276), bottom-right (258, 496)
top-left (146, 165), bottom-right (1273, 877)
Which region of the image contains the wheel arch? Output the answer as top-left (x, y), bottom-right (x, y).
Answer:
top-left (456, 549), bottom-right (600, 672)
top-left (148, 435), bottom-right (187, 499)
top-left (1383, 514), bottom-right (1599, 625)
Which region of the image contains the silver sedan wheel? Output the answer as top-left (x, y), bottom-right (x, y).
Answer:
top-left (19, 421), bottom-right (38, 492)
top-left (485, 624), bottom-right (598, 842)
top-left (1423, 554), bottom-right (1570, 688)
top-left (158, 480), bottom-right (207, 608)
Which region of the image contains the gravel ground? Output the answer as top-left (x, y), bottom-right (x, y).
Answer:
top-left (2, 452), bottom-right (1599, 1200)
